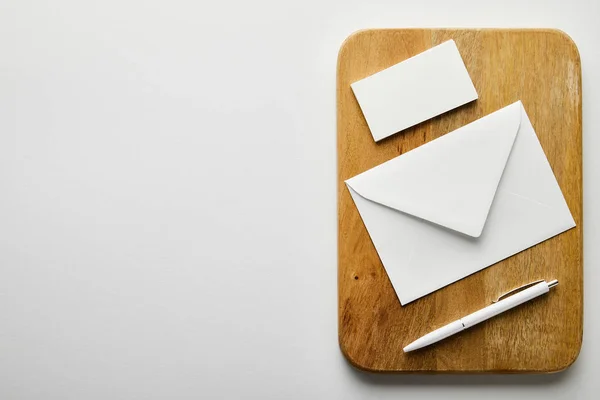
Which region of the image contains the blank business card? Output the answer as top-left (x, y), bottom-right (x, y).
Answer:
top-left (350, 40), bottom-right (478, 142)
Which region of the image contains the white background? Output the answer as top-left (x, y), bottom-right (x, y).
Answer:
top-left (0, 0), bottom-right (598, 399)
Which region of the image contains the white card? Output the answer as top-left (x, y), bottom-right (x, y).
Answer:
top-left (346, 101), bottom-right (575, 305)
top-left (351, 40), bottom-right (478, 142)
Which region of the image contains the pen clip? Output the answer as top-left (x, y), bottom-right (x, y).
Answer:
top-left (493, 280), bottom-right (545, 303)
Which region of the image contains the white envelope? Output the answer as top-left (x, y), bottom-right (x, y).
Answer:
top-left (346, 101), bottom-right (575, 305)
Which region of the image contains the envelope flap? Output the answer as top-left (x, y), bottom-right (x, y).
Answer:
top-left (346, 101), bottom-right (522, 237)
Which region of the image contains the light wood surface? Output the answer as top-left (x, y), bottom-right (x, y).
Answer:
top-left (337, 29), bottom-right (582, 373)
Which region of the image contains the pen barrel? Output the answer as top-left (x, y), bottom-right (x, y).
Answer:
top-left (461, 281), bottom-right (550, 329)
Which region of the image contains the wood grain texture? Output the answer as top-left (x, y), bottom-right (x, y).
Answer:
top-left (337, 29), bottom-right (582, 373)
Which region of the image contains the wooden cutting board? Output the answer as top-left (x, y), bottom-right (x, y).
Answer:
top-left (337, 29), bottom-right (582, 373)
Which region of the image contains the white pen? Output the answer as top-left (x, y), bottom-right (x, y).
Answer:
top-left (403, 279), bottom-right (558, 352)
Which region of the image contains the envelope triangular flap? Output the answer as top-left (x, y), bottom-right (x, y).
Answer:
top-left (346, 102), bottom-right (523, 237)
